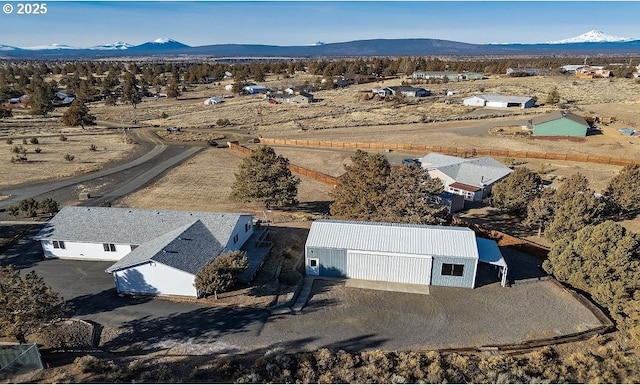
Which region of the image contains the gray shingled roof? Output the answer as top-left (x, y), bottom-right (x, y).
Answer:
top-left (105, 220), bottom-right (225, 274)
top-left (35, 207), bottom-right (252, 275)
top-left (531, 110), bottom-right (589, 127)
top-left (420, 153), bottom-right (512, 188)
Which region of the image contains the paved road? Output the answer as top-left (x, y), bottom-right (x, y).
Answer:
top-left (0, 129), bottom-right (202, 210)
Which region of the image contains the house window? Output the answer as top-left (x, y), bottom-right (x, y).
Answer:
top-left (441, 263), bottom-right (464, 277)
top-left (233, 234), bottom-right (239, 244)
top-left (103, 243), bottom-right (116, 252)
top-left (53, 241), bottom-right (65, 249)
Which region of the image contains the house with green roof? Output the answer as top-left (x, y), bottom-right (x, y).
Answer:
top-left (530, 110), bottom-right (590, 137)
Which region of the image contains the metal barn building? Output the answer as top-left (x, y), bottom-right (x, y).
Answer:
top-left (305, 220), bottom-right (508, 289)
top-left (531, 110), bottom-right (589, 137)
top-left (463, 94), bottom-right (536, 109)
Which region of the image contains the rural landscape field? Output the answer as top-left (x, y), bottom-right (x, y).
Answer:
top-left (1, 41), bottom-right (640, 383)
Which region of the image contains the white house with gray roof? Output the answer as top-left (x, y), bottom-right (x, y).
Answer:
top-left (419, 153), bottom-right (513, 202)
top-left (305, 220), bottom-right (508, 289)
top-left (34, 207), bottom-right (265, 297)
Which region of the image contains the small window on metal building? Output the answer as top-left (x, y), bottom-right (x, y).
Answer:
top-left (233, 234), bottom-right (239, 244)
top-left (53, 241), bottom-right (66, 249)
top-left (441, 263), bottom-right (464, 277)
top-left (245, 222), bottom-right (250, 232)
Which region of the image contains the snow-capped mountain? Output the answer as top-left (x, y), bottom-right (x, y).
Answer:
top-left (90, 41), bottom-right (133, 50)
top-left (21, 43), bottom-right (79, 50)
top-left (151, 38), bottom-right (182, 45)
top-left (0, 44), bottom-right (19, 51)
top-left (131, 38), bottom-right (190, 51)
top-left (548, 30), bottom-right (633, 44)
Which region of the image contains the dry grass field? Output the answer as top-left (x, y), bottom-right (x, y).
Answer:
top-left (0, 117), bottom-right (137, 190)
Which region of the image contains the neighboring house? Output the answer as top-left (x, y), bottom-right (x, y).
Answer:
top-left (203, 96), bottom-right (221, 105)
top-left (411, 71), bottom-right (485, 81)
top-left (305, 220), bottom-right (508, 289)
top-left (419, 153), bottom-right (513, 202)
top-left (284, 85), bottom-right (314, 95)
top-left (384, 86), bottom-right (431, 97)
top-left (34, 207), bottom-right (270, 297)
top-left (243, 84), bottom-right (269, 94)
top-left (224, 84), bottom-right (234, 91)
top-left (561, 64), bottom-right (585, 73)
top-left (270, 91), bottom-right (313, 104)
top-left (463, 94), bottom-right (536, 109)
top-left (576, 66), bottom-right (612, 79)
top-left (506, 68), bottom-right (550, 76)
top-left (530, 110), bottom-right (590, 137)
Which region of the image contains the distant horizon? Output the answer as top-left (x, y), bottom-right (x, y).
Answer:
top-left (2, 1), bottom-right (640, 48)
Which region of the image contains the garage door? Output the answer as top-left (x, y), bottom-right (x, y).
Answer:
top-left (346, 252), bottom-right (432, 285)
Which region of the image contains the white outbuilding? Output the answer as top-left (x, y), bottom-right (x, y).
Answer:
top-left (204, 96), bottom-right (221, 105)
top-left (463, 94), bottom-right (536, 109)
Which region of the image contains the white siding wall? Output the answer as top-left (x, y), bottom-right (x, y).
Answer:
top-left (40, 240), bottom-right (132, 261)
top-left (346, 251), bottom-right (432, 285)
top-left (224, 217), bottom-right (255, 250)
top-left (113, 262), bottom-right (197, 297)
top-left (428, 170), bottom-right (454, 188)
top-left (486, 101), bottom-right (508, 108)
top-left (463, 97), bottom-right (486, 107)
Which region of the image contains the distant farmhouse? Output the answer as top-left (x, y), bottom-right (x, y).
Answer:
top-left (243, 84), bottom-right (269, 95)
top-left (506, 68), bottom-right (551, 76)
top-left (305, 220), bottom-right (508, 289)
top-left (419, 153), bottom-right (513, 202)
top-left (463, 94), bottom-right (536, 109)
top-left (576, 66), bottom-right (612, 79)
top-left (530, 110), bottom-right (590, 137)
top-left (270, 91), bottom-right (313, 104)
top-left (373, 86), bottom-right (431, 98)
top-left (34, 207), bottom-right (271, 298)
top-left (412, 71), bottom-right (485, 81)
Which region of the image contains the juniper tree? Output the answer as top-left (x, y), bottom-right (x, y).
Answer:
top-left (194, 251), bottom-right (248, 299)
top-left (231, 146), bottom-right (300, 209)
top-left (491, 166), bottom-right (542, 216)
top-left (604, 163), bottom-right (640, 217)
top-left (0, 265), bottom-right (66, 343)
top-left (62, 99), bottom-right (95, 129)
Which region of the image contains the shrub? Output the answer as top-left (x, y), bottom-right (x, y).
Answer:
top-left (216, 118), bottom-right (231, 127)
top-left (89, 144), bottom-right (98, 151)
top-left (22, 138), bottom-right (27, 145)
top-left (30, 137), bottom-right (39, 144)
top-left (59, 134), bottom-right (68, 141)
top-left (11, 154), bottom-right (27, 163)
top-left (64, 154), bottom-right (75, 162)
top-left (34, 147), bottom-right (42, 153)
top-left (11, 145), bottom-right (26, 154)
top-left (5, 138), bottom-right (12, 144)
top-left (207, 139), bottom-right (218, 147)
top-left (161, 111), bottom-right (169, 119)
top-left (99, 201), bottom-right (112, 207)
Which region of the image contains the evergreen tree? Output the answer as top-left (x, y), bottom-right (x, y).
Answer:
top-left (0, 265), bottom-right (66, 343)
top-left (604, 163), bottom-right (640, 217)
top-left (194, 251), bottom-right (248, 299)
top-left (546, 86), bottom-right (561, 105)
top-left (122, 72), bottom-right (141, 109)
top-left (491, 167), bottom-right (542, 215)
top-left (231, 146), bottom-right (300, 209)
top-left (62, 99), bottom-right (95, 129)
top-left (28, 75), bottom-right (54, 116)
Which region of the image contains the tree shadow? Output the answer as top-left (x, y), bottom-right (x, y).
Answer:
top-left (293, 201), bottom-right (331, 215)
top-left (500, 246), bottom-right (547, 282)
top-left (101, 306), bottom-right (270, 354)
top-left (66, 288), bottom-right (153, 317)
top-left (0, 225), bottom-right (47, 269)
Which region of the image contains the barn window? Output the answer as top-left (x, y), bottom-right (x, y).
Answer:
top-left (53, 241), bottom-right (65, 249)
top-left (245, 222), bottom-right (250, 232)
top-left (233, 234), bottom-right (239, 244)
top-left (441, 263), bottom-right (464, 277)
top-left (103, 243), bottom-right (116, 252)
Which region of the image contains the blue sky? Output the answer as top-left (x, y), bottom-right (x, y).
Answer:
top-left (1, 1), bottom-right (639, 48)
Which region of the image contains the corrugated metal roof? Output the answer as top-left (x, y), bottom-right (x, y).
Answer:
top-left (306, 220), bottom-right (479, 259)
top-left (467, 94), bottom-right (534, 104)
top-left (476, 238), bottom-right (506, 267)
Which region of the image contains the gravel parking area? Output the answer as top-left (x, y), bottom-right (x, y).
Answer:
top-left (257, 277), bottom-right (602, 352)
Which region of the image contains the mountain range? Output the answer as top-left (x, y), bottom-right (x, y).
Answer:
top-left (2, 31), bottom-right (640, 59)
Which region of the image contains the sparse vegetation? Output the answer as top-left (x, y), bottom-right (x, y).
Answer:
top-left (216, 118), bottom-right (231, 127)
top-left (64, 153), bottom-right (75, 162)
top-left (89, 143), bottom-right (98, 151)
top-left (34, 146), bottom-right (42, 153)
top-left (29, 137), bottom-right (39, 144)
top-left (59, 134), bottom-right (68, 141)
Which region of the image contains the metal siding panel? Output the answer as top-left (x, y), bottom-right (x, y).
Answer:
top-left (430, 256), bottom-right (477, 288)
top-left (307, 247), bottom-right (347, 277)
top-left (347, 252), bottom-right (432, 285)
